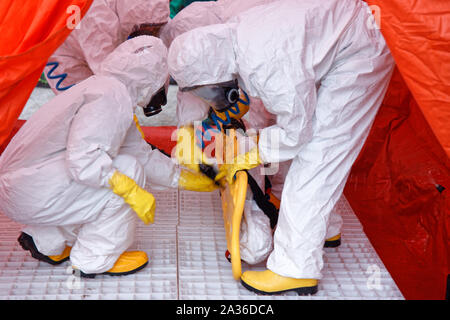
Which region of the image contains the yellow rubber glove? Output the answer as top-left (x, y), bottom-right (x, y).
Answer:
top-left (215, 147), bottom-right (262, 185)
top-left (178, 169), bottom-right (219, 192)
top-left (109, 171), bottom-right (156, 225)
top-left (175, 125), bottom-right (212, 172)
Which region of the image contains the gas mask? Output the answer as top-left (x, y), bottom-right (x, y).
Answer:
top-left (143, 87), bottom-right (167, 117)
top-left (181, 80), bottom-right (240, 113)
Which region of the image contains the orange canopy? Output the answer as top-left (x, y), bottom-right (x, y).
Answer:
top-left (344, 0), bottom-right (450, 300)
top-left (365, 0), bottom-right (450, 160)
top-left (0, 0), bottom-right (93, 148)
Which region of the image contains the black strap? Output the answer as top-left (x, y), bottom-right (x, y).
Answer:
top-left (246, 172), bottom-right (279, 229)
top-left (264, 174), bottom-right (272, 192)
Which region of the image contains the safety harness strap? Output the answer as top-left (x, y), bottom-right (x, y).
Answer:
top-left (246, 172), bottom-right (279, 229)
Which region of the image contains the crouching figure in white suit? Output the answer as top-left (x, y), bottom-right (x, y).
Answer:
top-left (0, 36), bottom-right (217, 278)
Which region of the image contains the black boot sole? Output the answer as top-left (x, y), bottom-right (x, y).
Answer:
top-left (324, 238), bottom-right (341, 248)
top-left (241, 279), bottom-right (318, 296)
top-left (77, 261), bottom-right (149, 279)
top-left (18, 232), bottom-right (69, 265)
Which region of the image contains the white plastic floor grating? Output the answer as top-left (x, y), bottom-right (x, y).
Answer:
top-left (0, 190), bottom-right (404, 300)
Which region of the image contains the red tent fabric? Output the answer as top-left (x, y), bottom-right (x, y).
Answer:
top-left (365, 1), bottom-right (450, 159)
top-left (344, 1), bottom-right (450, 299)
top-left (0, 0), bottom-right (93, 149)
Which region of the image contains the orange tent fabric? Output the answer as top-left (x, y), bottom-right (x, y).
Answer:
top-left (0, 0), bottom-right (93, 148)
top-left (365, 0), bottom-right (450, 160)
top-left (344, 1), bottom-right (450, 299)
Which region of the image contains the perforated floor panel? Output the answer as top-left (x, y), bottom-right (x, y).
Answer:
top-left (0, 190), bottom-right (404, 300)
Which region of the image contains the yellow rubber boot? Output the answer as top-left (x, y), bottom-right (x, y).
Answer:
top-left (324, 233), bottom-right (341, 248)
top-left (79, 251), bottom-right (149, 278)
top-left (48, 246), bottom-right (72, 263)
top-left (18, 232), bottom-right (71, 265)
top-left (105, 251), bottom-right (149, 276)
top-left (241, 269), bottom-right (318, 295)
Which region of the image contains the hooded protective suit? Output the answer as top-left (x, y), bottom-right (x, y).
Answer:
top-left (0, 36), bottom-right (180, 274)
top-left (45, 0), bottom-right (169, 93)
top-left (162, 0), bottom-right (287, 264)
top-left (165, 0), bottom-right (342, 264)
top-left (168, 0), bottom-right (395, 278)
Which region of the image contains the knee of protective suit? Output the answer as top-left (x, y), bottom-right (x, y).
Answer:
top-left (112, 155), bottom-right (146, 188)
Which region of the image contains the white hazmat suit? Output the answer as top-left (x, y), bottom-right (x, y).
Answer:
top-left (163, 0), bottom-right (292, 264)
top-left (166, 0), bottom-right (345, 264)
top-left (0, 36), bottom-right (180, 274)
top-left (45, 0), bottom-right (169, 93)
top-left (168, 0), bottom-right (395, 282)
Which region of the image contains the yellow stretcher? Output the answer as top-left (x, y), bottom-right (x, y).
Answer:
top-left (220, 170), bottom-right (248, 280)
top-left (216, 128), bottom-right (248, 280)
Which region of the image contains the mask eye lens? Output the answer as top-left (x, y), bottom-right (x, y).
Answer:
top-left (226, 88), bottom-right (240, 104)
top-left (143, 88), bottom-right (167, 117)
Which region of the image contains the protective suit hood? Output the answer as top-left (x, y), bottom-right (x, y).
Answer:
top-left (160, 0), bottom-right (280, 48)
top-left (159, 1), bottom-right (222, 47)
top-left (99, 36), bottom-right (168, 108)
top-left (107, 0), bottom-right (169, 40)
top-left (168, 24), bottom-right (237, 89)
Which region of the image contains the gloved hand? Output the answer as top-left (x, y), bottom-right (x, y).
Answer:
top-left (109, 171), bottom-right (156, 225)
top-left (175, 125), bottom-right (214, 173)
top-left (215, 147), bottom-right (262, 185)
top-left (178, 169), bottom-right (219, 192)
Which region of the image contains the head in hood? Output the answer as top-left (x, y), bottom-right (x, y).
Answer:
top-left (168, 23), bottom-right (237, 89)
top-left (111, 0), bottom-right (169, 40)
top-left (159, 1), bottom-right (222, 48)
top-left (99, 36), bottom-right (169, 110)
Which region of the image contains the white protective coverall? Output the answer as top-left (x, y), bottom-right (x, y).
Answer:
top-left (164, 0), bottom-right (342, 264)
top-left (0, 36), bottom-right (180, 274)
top-left (45, 0), bottom-right (169, 94)
top-left (168, 0), bottom-right (395, 278)
top-left (162, 0), bottom-right (289, 264)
